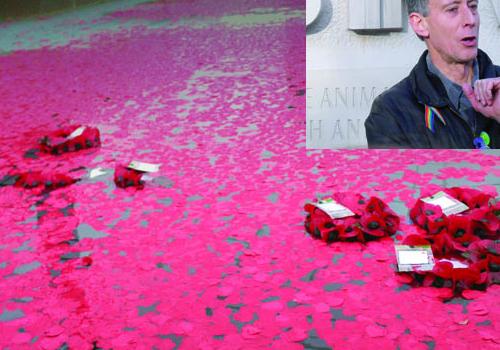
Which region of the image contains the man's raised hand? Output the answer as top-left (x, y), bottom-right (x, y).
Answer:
top-left (463, 78), bottom-right (500, 123)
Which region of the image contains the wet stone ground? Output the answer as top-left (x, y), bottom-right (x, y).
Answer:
top-left (0, 0), bottom-right (499, 349)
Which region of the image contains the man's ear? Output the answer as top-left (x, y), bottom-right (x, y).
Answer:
top-left (409, 13), bottom-right (429, 39)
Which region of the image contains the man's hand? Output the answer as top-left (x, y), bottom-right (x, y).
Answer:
top-left (463, 78), bottom-right (500, 123)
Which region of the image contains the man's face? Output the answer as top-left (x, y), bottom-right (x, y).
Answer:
top-left (424, 0), bottom-right (480, 64)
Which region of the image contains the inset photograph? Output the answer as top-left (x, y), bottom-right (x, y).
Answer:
top-left (306, 0), bottom-right (500, 148)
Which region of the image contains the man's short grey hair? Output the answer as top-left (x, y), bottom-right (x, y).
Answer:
top-left (406, 0), bottom-right (430, 16)
top-left (407, 0), bottom-right (430, 40)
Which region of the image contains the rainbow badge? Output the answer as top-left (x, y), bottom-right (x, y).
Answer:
top-left (425, 105), bottom-right (446, 133)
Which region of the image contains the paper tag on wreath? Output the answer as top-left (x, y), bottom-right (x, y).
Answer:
top-left (421, 191), bottom-right (469, 216)
top-left (127, 161), bottom-right (161, 173)
top-left (395, 245), bottom-right (435, 272)
top-left (315, 198), bottom-right (355, 219)
top-left (67, 126), bottom-right (86, 140)
top-left (437, 259), bottom-right (469, 269)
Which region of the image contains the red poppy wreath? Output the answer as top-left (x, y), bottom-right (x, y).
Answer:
top-left (399, 187), bottom-right (499, 296)
top-left (304, 193), bottom-right (400, 243)
top-left (40, 125), bottom-right (101, 155)
top-left (0, 171), bottom-right (79, 194)
top-left (114, 165), bottom-right (145, 189)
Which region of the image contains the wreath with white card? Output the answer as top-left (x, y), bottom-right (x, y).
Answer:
top-left (397, 187), bottom-right (499, 298)
top-left (304, 193), bottom-right (400, 243)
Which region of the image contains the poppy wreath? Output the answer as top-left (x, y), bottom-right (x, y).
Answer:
top-left (304, 193), bottom-right (400, 243)
top-left (114, 165), bottom-right (145, 189)
top-left (0, 171), bottom-right (79, 194)
top-left (401, 187), bottom-right (499, 296)
top-left (40, 125), bottom-right (101, 155)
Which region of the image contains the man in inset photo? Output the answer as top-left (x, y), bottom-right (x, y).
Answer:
top-left (365, 0), bottom-right (499, 149)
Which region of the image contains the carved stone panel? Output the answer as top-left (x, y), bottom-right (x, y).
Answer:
top-left (306, 67), bottom-right (409, 148)
top-left (348, 0), bottom-right (402, 32)
top-left (348, 0), bottom-right (381, 30)
top-left (382, 0), bottom-right (403, 29)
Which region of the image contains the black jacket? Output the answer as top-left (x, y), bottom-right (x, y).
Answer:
top-left (365, 50), bottom-right (500, 148)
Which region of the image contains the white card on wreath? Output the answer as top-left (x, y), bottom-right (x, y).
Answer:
top-left (437, 259), bottom-right (469, 269)
top-left (421, 191), bottom-right (469, 216)
top-left (395, 245), bottom-right (435, 272)
top-left (127, 161), bottom-right (161, 173)
top-left (315, 198), bottom-right (355, 219)
top-left (67, 126), bottom-right (86, 139)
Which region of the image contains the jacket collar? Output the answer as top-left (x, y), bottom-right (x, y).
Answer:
top-left (409, 49), bottom-right (496, 108)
